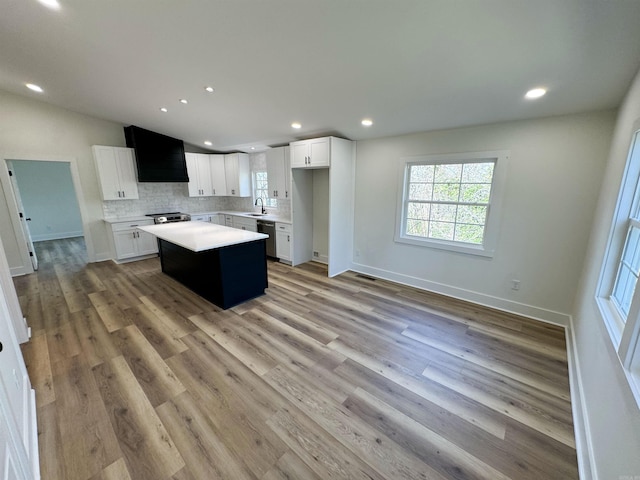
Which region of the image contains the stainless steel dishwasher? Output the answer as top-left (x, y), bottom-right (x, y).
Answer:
top-left (257, 220), bottom-right (276, 257)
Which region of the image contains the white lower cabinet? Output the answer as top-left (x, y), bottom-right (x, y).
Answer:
top-left (232, 216), bottom-right (257, 232)
top-left (110, 219), bottom-right (158, 261)
top-left (210, 214), bottom-right (223, 225)
top-left (275, 222), bottom-right (292, 262)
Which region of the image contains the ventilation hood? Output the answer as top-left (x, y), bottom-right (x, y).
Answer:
top-left (124, 125), bottom-right (189, 182)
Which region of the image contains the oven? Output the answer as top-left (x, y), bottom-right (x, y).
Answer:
top-left (145, 212), bottom-right (191, 224)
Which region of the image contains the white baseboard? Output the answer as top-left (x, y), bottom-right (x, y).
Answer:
top-left (566, 318), bottom-right (597, 480)
top-left (349, 262), bottom-right (571, 327)
top-left (10, 265), bottom-right (32, 277)
top-left (32, 231), bottom-right (83, 242)
top-left (94, 252), bottom-right (113, 262)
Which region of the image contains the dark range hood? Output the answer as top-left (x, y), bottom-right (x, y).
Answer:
top-left (124, 125), bottom-right (189, 182)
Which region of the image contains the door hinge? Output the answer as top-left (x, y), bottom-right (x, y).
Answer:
top-left (8, 170), bottom-right (12, 176)
top-left (29, 252), bottom-right (34, 257)
top-left (19, 212), bottom-right (23, 218)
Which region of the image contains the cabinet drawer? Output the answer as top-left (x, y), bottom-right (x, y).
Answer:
top-left (111, 219), bottom-right (153, 232)
top-left (275, 222), bottom-right (292, 233)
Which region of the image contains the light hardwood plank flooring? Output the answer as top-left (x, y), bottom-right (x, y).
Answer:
top-left (16, 237), bottom-right (579, 480)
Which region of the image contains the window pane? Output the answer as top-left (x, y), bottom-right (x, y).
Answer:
top-left (430, 221), bottom-right (454, 240)
top-left (406, 219), bottom-right (428, 237)
top-left (623, 226), bottom-right (640, 274)
top-left (410, 165), bottom-right (434, 183)
top-left (434, 164), bottom-right (462, 183)
top-left (409, 183), bottom-right (433, 201)
top-left (432, 183), bottom-right (460, 202)
top-left (457, 205), bottom-right (487, 225)
top-left (462, 162), bottom-right (495, 183)
top-left (430, 204), bottom-right (457, 222)
top-left (455, 224), bottom-right (484, 244)
top-left (407, 202), bottom-right (430, 220)
top-left (613, 264), bottom-right (636, 319)
top-left (460, 183), bottom-right (492, 204)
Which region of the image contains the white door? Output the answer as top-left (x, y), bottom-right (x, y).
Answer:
top-left (0, 249), bottom-right (38, 479)
top-left (6, 163), bottom-right (37, 271)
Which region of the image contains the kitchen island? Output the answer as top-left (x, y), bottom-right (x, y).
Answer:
top-left (137, 221), bottom-right (268, 309)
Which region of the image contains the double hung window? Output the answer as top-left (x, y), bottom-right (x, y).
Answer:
top-left (597, 129), bottom-right (640, 408)
top-left (395, 150), bottom-right (508, 257)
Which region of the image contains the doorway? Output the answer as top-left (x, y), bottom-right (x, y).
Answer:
top-left (0, 155), bottom-right (93, 276)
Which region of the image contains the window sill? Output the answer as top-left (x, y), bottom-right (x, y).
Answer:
top-left (394, 233), bottom-right (494, 257)
top-left (595, 296), bottom-right (624, 349)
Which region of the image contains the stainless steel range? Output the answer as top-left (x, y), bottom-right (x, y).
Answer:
top-left (145, 212), bottom-right (191, 224)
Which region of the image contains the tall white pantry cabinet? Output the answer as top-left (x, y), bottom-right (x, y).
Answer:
top-left (290, 136), bottom-right (354, 277)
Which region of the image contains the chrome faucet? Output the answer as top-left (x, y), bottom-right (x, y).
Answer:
top-left (255, 197), bottom-right (266, 214)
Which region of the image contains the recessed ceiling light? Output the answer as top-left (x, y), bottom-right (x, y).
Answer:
top-left (205, 86), bottom-right (214, 93)
top-left (204, 141), bottom-right (212, 146)
top-left (361, 119), bottom-right (373, 127)
top-left (525, 88), bottom-right (547, 99)
top-left (38, 0), bottom-right (60, 10)
top-left (179, 99), bottom-right (188, 104)
top-left (160, 107), bottom-right (168, 113)
top-left (291, 122), bottom-right (302, 129)
top-left (250, 147), bottom-right (255, 150)
top-left (25, 83), bottom-right (44, 93)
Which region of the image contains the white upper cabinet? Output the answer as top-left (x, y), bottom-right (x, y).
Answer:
top-left (224, 153), bottom-right (251, 197)
top-left (185, 153), bottom-right (213, 197)
top-left (290, 137), bottom-right (330, 168)
top-left (266, 146), bottom-right (291, 199)
top-left (210, 154), bottom-right (227, 196)
top-left (93, 145), bottom-right (139, 200)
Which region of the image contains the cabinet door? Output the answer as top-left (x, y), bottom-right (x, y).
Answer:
top-left (113, 230), bottom-right (138, 259)
top-left (225, 153), bottom-right (251, 197)
top-left (197, 154), bottom-right (213, 196)
top-left (290, 141), bottom-right (309, 168)
top-left (115, 148), bottom-right (139, 199)
top-left (266, 147), bottom-right (285, 198)
top-left (224, 154), bottom-right (239, 195)
top-left (276, 230), bottom-right (291, 261)
top-left (185, 153), bottom-right (201, 197)
top-left (93, 146), bottom-right (122, 200)
top-left (283, 146), bottom-right (291, 198)
top-left (210, 155), bottom-right (227, 196)
top-left (136, 230), bottom-right (159, 256)
top-left (309, 137), bottom-right (330, 167)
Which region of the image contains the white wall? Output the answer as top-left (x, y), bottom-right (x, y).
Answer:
top-left (572, 70), bottom-right (640, 478)
top-left (0, 89), bottom-right (126, 268)
top-left (353, 111), bottom-right (615, 324)
top-left (10, 160), bottom-right (83, 241)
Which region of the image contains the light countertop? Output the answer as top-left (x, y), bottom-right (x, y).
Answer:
top-left (137, 221), bottom-right (268, 252)
top-left (104, 211), bottom-right (291, 224)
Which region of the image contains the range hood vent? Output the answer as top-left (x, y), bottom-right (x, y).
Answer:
top-left (124, 125), bottom-right (189, 182)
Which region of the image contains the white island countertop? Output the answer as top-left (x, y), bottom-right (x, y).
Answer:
top-left (137, 221), bottom-right (268, 253)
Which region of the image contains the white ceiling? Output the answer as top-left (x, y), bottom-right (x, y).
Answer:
top-left (2, 0), bottom-right (640, 152)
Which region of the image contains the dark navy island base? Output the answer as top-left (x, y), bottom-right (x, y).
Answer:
top-left (157, 238), bottom-right (268, 310)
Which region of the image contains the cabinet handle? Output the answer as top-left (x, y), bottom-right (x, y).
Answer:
top-left (285, 190), bottom-right (288, 198)
top-left (287, 235), bottom-right (290, 242)
top-left (117, 191), bottom-right (121, 198)
top-left (213, 189), bottom-right (216, 195)
top-left (122, 191), bottom-right (126, 198)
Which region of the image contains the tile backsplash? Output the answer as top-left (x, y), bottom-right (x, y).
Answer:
top-left (102, 182), bottom-right (290, 219)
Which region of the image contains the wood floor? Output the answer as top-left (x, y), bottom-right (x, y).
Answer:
top-left (15, 237), bottom-right (579, 480)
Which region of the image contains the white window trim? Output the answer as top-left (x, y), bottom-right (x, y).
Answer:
top-left (394, 150), bottom-right (509, 257)
top-left (252, 170), bottom-right (277, 210)
top-left (596, 128), bottom-right (640, 409)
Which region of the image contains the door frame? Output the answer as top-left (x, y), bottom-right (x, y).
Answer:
top-left (0, 154), bottom-right (96, 275)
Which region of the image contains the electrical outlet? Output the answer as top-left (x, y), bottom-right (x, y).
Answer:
top-left (313, 251), bottom-right (319, 258)
top-left (511, 279), bottom-right (521, 291)
top-left (355, 249), bottom-right (361, 257)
